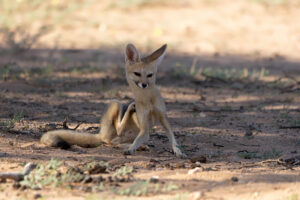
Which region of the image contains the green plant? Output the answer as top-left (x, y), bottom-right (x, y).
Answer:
top-left (113, 180), bottom-right (178, 196)
top-left (113, 166), bottom-right (134, 178)
top-left (84, 161), bottom-right (108, 170)
top-left (0, 65), bottom-right (10, 79)
top-left (0, 110), bottom-right (24, 128)
top-left (20, 159), bottom-right (84, 189)
top-left (262, 148), bottom-right (282, 159)
top-left (237, 151), bottom-right (260, 159)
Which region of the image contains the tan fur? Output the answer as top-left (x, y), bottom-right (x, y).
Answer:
top-left (41, 100), bottom-right (139, 148)
top-left (40, 44), bottom-right (186, 158)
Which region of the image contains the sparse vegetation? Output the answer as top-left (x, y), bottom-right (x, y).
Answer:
top-left (113, 166), bottom-right (133, 178)
top-left (0, 65), bottom-right (53, 80)
top-left (0, 110), bottom-right (24, 129)
top-left (71, 66), bottom-right (103, 75)
top-left (112, 181), bottom-right (178, 196)
top-left (21, 159), bottom-right (64, 189)
top-left (238, 149), bottom-right (283, 160)
top-left (0, 26), bottom-right (50, 53)
top-left (262, 148), bottom-right (282, 159)
top-left (237, 151), bottom-right (260, 159)
top-left (169, 66), bottom-right (269, 82)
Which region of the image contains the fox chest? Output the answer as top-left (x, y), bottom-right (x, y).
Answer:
top-left (148, 109), bottom-right (157, 127)
top-left (136, 106), bottom-right (159, 127)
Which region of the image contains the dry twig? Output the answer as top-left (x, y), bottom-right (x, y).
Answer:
top-left (63, 118), bottom-right (82, 130)
top-left (0, 163), bottom-right (36, 181)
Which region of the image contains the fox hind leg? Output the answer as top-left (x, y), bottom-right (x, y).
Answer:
top-left (99, 100), bottom-right (123, 143)
top-left (99, 100), bottom-right (135, 144)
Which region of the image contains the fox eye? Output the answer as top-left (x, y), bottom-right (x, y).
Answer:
top-left (147, 73), bottom-right (153, 78)
top-left (134, 72), bottom-right (141, 77)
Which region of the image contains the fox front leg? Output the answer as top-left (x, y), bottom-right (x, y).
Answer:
top-left (158, 111), bottom-right (187, 158)
top-left (124, 114), bottom-right (149, 155)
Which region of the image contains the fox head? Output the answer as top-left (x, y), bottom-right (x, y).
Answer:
top-left (124, 43), bottom-right (167, 89)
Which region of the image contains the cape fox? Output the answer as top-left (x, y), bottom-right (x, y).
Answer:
top-left (41, 44), bottom-right (186, 158)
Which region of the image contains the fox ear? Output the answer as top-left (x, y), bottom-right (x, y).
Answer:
top-left (142, 44), bottom-right (167, 65)
top-left (125, 43), bottom-right (140, 63)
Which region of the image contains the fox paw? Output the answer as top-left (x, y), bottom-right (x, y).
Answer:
top-left (128, 103), bottom-right (136, 113)
top-left (137, 145), bottom-right (150, 151)
top-left (173, 148), bottom-right (187, 159)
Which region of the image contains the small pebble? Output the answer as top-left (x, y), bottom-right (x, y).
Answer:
top-left (146, 163), bottom-right (156, 169)
top-left (191, 191), bottom-right (204, 200)
top-left (190, 155), bottom-right (207, 163)
top-left (150, 175), bottom-right (160, 183)
top-left (188, 167), bottom-right (202, 175)
top-left (231, 176), bottom-right (239, 182)
top-left (34, 194), bottom-right (42, 199)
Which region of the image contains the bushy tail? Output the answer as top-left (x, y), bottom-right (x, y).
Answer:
top-left (40, 130), bottom-right (103, 149)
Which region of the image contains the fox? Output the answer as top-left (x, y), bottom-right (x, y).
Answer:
top-left (41, 43), bottom-right (186, 158)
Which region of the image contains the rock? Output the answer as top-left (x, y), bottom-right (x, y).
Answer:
top-left (164, 163), bottom-right (174, 170)
top-left (231, 176), bottom-right (239, 182)
top-left (191, 191), bottom-right (204, 200)
top-left (34, 194), bottom-right (42, 199)
top-left (146, 163), bottom-right (156, 169)
top-left (150, 176), bottom-right (160, 183)
top-left (82, 175), bottom-right (92, 184)
top-left (245, 130), bottom-right (253, 137)
top-left (190, 155), bottom-right (207, 163)
top-left (188, 167), bottom-right (202, 175)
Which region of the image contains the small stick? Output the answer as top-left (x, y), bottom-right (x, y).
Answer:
top-left (0, 163), bottom-right (36, 181)
top-left (63, 118), bottom-right (82, 130)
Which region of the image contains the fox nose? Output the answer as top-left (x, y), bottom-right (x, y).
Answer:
top-left (142, 83), bottom-right (148, 88)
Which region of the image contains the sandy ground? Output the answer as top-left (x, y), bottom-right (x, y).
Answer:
top-left (0, 0), bottom-right (300, 199)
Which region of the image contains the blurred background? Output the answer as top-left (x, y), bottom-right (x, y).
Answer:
top-left (0, 0), bottom-right (299, 120)
top-left (1, 0), bottom-right (300, 57)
